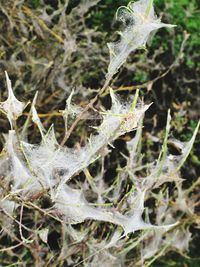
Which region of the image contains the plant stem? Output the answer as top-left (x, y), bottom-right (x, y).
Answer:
top-left (145, 0), bottom-right (153, 18)
top-left (130, 88), bottom-right (139, 112)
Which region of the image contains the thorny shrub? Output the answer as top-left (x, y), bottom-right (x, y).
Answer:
top-left (0, 0), bottom-right (199, 266)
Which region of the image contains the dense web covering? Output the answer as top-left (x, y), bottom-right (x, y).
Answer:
top-left (107, 0), bottom-right (175, 79)
top-left (0, 0), bottom-right (199, 266)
